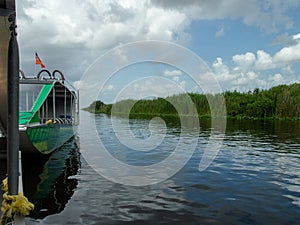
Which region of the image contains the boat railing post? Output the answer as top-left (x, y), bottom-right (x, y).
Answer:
top-left (25, 91), bottom-right (28, 111)
top-left (46, 97), bottom-right (48, 121)
top-left (32, 90), bottom-right (35, 108)
top-left (41, 100), bottom-right (45, 124)
top-left (70, 93), bottom-right (74, 123)
top-left (53, 86), bottom-right (56, 121)
top-left (71, 93), bottom-right (74, 123)
top-left (64, 88), bottom-right (67, 122)
top-left (75, 91), bottom-right (79, 125)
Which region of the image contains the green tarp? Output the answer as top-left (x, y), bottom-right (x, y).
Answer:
top-left (19, 111), bottom-right (34, 125)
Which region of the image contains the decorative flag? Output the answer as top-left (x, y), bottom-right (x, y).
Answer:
top-left (35, 53), bottom-right (45, 68)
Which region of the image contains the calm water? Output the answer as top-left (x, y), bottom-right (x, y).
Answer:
top-left (19, 111), bottom-right (300, 224)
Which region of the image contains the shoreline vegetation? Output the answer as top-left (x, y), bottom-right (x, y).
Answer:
top-left (83, 83), bottom-right (300, 121)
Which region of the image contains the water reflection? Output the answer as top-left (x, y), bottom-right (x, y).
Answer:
top-left (21, 113), bottom-right (300, 224)
top-left (22, 137), bottom-right (80, 219)
top-left (226, 119), bottom-right (300, 139)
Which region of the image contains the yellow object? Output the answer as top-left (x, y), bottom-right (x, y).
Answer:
top-left (2, 178), bottom-right (7, 193)
top-left (0, 177), bottom-right (34, 225)
top-left (45, 119), bottom-right (52, 125)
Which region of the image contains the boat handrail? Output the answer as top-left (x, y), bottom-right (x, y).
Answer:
top-left (20, 69), bottom-right (70, 87)
top-left (37, 69), bottom-right (52, 79)
top-left (19, 69), bottom-right (26, 79)
top-left (52, 70), bottom-right (65, 82)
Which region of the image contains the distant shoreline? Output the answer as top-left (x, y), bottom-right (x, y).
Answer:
top-left (83, 83), bottom-right (300, 122)
top-left (83, 110), bottom-right (300, 122)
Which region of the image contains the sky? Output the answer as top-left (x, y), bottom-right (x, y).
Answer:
top-left (16, 0), bottom-right (300, 104)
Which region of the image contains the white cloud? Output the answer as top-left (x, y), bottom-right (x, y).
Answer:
top-left (105, 85), bottom-right (115, 91)
top-left (213, 57), bottom-right (238, 82)
top-left (172, 76), bottom-right (180, 82)
top-left (146, 7), bottom-right (187, 41)
top-left (272, 32), bottom-right (298, 46)
top-left (282, 65), bottom-right (294, 75)
top-left (163, 70), bottom-right (183, 76)
top-left (233, 52), bottom-right (256, 70)
top-left (113, 77), bottom-right (186, 101)
top-left (271, 73), bottom-right (284, 83)
top-left (255, 50), bottom-right (275, 70)
top-left (226, 70), bottom-right (260, 89)
top-left (293, 34), bottom-right (300, 39)
top-left (18, 0), bottom-right (188, 50)
top-left (17, 0), bottom-right (191, 82)
top-left (15, 0), bottom-right (300, 96)
top-left (213, 58), bottom-right (228, 75)
top-left (213, 34), bottom-right (300, 91)
top-left (151, 0), bottom-right (299, 32)
top-left (231, 35), bottom-right (300, 74)
top-left (247, 71), bottom-right (258, 80)
top-left (273, 34), bottom-right (300, 63)
top-left (73, 80), bottom-right (81, 90)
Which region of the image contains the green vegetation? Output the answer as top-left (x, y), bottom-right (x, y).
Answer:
top-left (82, 100), bottom-right (112, 114)
top-left (83, 83), bottom-right (300, 121)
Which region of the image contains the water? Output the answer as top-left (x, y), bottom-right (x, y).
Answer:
top-left (16, 112), bottom-right (300, 224)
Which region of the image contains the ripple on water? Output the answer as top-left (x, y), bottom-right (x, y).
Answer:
top-left (23, 114), bottom-right (300, 224)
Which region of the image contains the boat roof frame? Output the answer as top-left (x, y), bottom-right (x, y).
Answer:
top-left (20, 78), bottom-right (60, 85)
top-left (20, 77), bottom-right (77, 94)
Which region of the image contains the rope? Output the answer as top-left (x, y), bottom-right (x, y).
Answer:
top-left (0, 177), bottom-right (34, 225)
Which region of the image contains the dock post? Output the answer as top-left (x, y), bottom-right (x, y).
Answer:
top-left (0, 1), bottom-right (25, 224)
top-left (0, 0), bottom-right (19, 198)
top-left (5, 0), bottom-right (19, 199)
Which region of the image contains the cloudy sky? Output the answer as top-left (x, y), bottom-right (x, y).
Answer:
top-left (16, 0), bottom-right (300, 104)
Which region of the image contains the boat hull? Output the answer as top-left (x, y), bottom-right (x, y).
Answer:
top-left (20, 124), bottom-right (76, 154)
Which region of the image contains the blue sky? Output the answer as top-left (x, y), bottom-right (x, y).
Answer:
top-left (16, 0), bottom-right (300, 104)
top-left (189, 17), bottom-right (300, 61)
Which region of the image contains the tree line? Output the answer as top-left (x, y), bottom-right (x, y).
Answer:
top-left (83, 83), bottom-right (300, 120)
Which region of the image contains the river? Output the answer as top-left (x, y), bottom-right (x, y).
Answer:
top-left (17, 111), bottom-right (300, 224)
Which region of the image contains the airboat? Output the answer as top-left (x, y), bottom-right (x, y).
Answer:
top-left (18, 69), bottom-right (79, 154)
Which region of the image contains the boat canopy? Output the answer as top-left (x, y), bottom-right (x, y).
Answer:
top-left (19, 79), bottom-right (78, 126)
